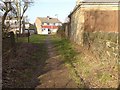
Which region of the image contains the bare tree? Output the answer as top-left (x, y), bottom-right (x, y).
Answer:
top-left (0, 0), bottom-right (33, 33)
top-left (0, 0), bottom-right (12, 31)
top-left (14, 0), bottom-right (33, 33)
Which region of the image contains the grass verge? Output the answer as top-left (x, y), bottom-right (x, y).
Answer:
top-left (3, 34), bottom-right (49, 88)
top-left (51, 35), bottom-right (86, 88)
top-left (51, 35), bottom-right (118, 88)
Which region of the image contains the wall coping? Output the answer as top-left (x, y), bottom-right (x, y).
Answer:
top-left (68, 2), bottom-right (120, 17)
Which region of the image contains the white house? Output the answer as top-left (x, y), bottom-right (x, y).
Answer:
top-left (35, 16), bottom-right (62, 34)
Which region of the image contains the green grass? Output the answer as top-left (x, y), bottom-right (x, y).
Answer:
top-left (52, 36), bottom-right (77, 64)
top-left (30, 34), bottom-right (47, 43)
top-left (15, 34), bottom-right (49, 87)
top-left (52, 35), bottom-right (118, 88)
top-left (17, 34), bottom-right (48, 62)
top-left (17, 37), bottom-right (28, 43)
top-left (17, 34), bottom-right (47, 43)
top-left (51, 35), bottom-right (85, 88)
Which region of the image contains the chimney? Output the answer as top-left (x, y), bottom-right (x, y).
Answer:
top-left (76, 0), bottom-right (84, 6)
top-left (47, 16), bottom-right (50, 20)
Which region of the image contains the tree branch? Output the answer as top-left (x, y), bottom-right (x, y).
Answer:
top-left (2, 2), bottom-right (12, 31)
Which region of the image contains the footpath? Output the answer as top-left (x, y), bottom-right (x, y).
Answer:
top-left (36, 36), bottom-right (78, 88)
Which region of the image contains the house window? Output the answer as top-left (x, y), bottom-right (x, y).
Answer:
top-left (47, 23), bottom-right (49, 25)
top-left (42, 28), bottom-right (46, 31)
top-left (42, 22), bottom-right (44, 25)
top-left (53, 23), bottom-right (54, 25)
top-left (15, 21), bottom-right (17, 25)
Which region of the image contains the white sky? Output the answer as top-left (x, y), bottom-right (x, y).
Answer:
top-left (25, 0), bottom-right (76, 23)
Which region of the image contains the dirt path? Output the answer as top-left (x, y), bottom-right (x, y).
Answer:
top-left (2, 35), bottom-right (78, 88)
top-left (36, 35), bottom-right (78, 88)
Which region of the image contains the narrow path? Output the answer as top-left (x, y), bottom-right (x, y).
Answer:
top-left (36, 35), bottom-right (78, 88)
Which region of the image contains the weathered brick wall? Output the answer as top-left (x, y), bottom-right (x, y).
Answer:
top-left (57, 23), bottom-right (70, 39)
top-left (57, 24), bottom-right (66, 38)
top-left (70, 8), bottom-right (84, 46)
top-left (83, 9), bottom-right (119, 61)
top-left (69, 9), bottom-right (119, 45)
top-left (84, 10), bottom-right (118, 32)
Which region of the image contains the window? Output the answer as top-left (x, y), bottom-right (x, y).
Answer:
top-left (42, 28), bottom-right (44, 31)
top-left (42, 22), bottom-right (44, 25)
top-left (47, 23), bottom-right (49, 25)
top-left (53, 23), bottom-right (56, 25)
top-left (15, 21), bottom-right (17, 25)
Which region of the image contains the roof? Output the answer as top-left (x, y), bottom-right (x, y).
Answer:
top-left (69, 0), bottom-right (120, 17)
top-left (37, 17), bottom-right (61, 23)
top-left (78, 0), bottom-right (120, 3)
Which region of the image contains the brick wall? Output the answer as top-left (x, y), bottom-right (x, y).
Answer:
top-left (84, 10), bottom-right (118, 32)
top-left (69, 8), bottom-right (84, 46)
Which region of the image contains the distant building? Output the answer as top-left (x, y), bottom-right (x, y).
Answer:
top-left (4, 16), bottom-right (29, 34)
top-left (35, 16), bottom-right (62, 34)
top-left (4, 17), bottom-right (19, 34)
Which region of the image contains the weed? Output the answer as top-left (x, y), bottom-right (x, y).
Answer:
top-left (52, 36), bottom-right (86, 88)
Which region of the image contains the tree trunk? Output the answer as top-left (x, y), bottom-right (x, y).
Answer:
top-left (2, 11), bottom-right (8, 31)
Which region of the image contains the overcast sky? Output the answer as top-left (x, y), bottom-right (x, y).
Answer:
top-left (25, 0), bottom-right (76, 23)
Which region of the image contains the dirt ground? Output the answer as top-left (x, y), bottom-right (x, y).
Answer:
top-left (36, 36), bottom-right (78, 88)
top-left (2, 35), bottom-right (78, 88)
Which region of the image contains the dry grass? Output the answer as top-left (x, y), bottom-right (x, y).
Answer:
top-left (52, 35), bottom-right (119, 88)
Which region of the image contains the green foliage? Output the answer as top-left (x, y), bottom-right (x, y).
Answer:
top-left (17, 37), bottom-right (28, 42)
top-left (52, 36), bottom-right (86, 88)
top-left (29, 23), bottom-right (36, 30)
top-left (54, 37), bottom-right (77, 64)
top-left (17, 34), bottom-right (47, 43)
top-left (52, 34), bottom-right (118, 88)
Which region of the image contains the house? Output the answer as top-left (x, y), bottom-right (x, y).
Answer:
top-left (4, 17), bottom-right (19, 34)
top-left (35, 16), bottom-right (62, 34)
top-left (4, 16), bottom-right (29, 34)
